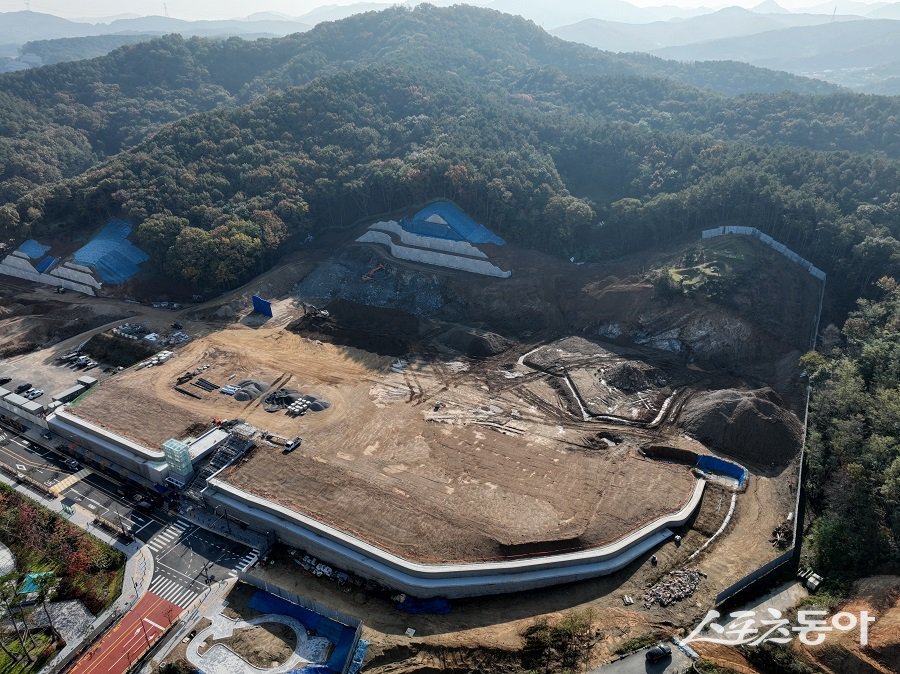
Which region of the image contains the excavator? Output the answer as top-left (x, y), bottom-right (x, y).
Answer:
top-left (361, 262), bottom-right (385, 282)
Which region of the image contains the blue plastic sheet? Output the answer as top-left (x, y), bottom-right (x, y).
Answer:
top-left (72, 219), bottom-right (148, 284)
top-left (696, 455), bottom-right (746, 487)
top-left (248, 590), bottom-right (357, 674)
top-left (34, 256), bottom-right (58, 273)
top-left (402, 200), bottom-right (506, 246)
top-left (16, 239), bottom-right (50, 259)
top-left (252, 295), bottom-right (273, 317)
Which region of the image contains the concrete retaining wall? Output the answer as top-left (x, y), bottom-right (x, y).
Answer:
top-left (356, 231), bottom-right (511, 278)
top-left (368, 221), bottom-right (488, 258)
top-left (50, 264), bottom-right (102, 288)
top-left (701, 226), bottom-right (826, 281)
top-left (0, 255), bottom-right (98, 295)
top-left (202, 478), bottom-right (705, 597)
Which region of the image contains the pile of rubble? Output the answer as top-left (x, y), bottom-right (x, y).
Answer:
top-left (643, 569), bottom-right (706, 608)
top-left (770, 521), bottom-right (792, 549)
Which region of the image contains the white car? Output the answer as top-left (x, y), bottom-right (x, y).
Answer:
top-left (25, 389), bottom-right (43, 400)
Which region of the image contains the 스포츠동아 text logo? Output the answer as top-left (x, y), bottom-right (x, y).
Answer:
top-left (682, 608), bottom-right (875, 648)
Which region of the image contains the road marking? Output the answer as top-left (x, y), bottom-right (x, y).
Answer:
top-left (143, 617), bottom-right (164, 630)
top-left (50, 468), bottom-right (92, 496)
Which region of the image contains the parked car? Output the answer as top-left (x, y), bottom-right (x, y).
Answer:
top-left (646, 644), bottom-right (672, 663)
top-left (0, 376), bottom-right (11, 386)
top-left (26, 389), bottom-right (44, 399)
top-left (15, 383), bottom-right (31, 394)
top-left (65, 459), bottom-right (80, 470)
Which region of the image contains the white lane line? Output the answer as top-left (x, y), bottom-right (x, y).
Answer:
top-left (133, 520), bottom-right (154, 535)
top-left (144, 617), bottom-right (165, 630)
top-left (155, 560), bottom-right (206, 587)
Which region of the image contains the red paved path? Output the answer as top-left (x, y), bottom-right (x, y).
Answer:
top-left (69, 591), bottom-right (180, 674)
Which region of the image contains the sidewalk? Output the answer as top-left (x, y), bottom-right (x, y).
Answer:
top-left (179, 503), bottom-right (269, 551)
top-left (0, 471), bottom-right (155, 671)
top-left (140, 576), bottom-right (237, 674)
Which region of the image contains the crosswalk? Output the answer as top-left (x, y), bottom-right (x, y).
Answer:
top-left (145, 518), bottom-right (261, 608)
top-left (146, 519), bottom-right (190, 553)
top-left (49, 468), bottom-right (91, 496)
top-left (149, 572), bottom-right (202, 608)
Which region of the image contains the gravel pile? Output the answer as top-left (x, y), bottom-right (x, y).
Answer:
top-left (233, 379), bottom-right (266, 402)
top-left (643, 569), bottom-right (706, 608)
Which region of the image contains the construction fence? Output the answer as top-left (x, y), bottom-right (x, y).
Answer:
top-left (701, 226), bottom-right (826, 281)
top-left (238, 572), bottom-right (363, 674)
top-left (711, 225), bottom-right (824, 607)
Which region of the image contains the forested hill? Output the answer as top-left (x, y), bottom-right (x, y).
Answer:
top-left (1, 4), bottom-right (900, 310)
top-left (0, 5), bottom-right (851, 205)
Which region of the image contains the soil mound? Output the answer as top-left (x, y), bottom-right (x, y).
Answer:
top-left (680, 388), bottom-right (801, 468)
top-left (441, 327), bottom-right (510, 358)
top-left (604, 361), bottom-right (666, 393)
top-left (288, 299), bottom-right (419, 356)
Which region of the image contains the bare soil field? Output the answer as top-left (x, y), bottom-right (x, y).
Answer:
top-left (73, 323), bottom-right (698, 561)
top-left (199, 622), bottom-right (297, 668)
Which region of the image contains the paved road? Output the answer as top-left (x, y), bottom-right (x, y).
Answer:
top-left (68, 591), bottom-right (181, 674)
top-left (146, 518), bottom-right (258, 608)
top-left (0, 422), bottom-right (259, 623)
top-left (592, 645), bottom-right (693, 673)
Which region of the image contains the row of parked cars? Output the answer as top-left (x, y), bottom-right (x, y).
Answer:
top-left (0, 377), bottom-right (43, 400)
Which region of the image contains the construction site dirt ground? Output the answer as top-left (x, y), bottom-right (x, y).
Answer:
top-left (69, 323), bottom-right (701, 562)
top-left (247, 464), bottom-right (796, 672)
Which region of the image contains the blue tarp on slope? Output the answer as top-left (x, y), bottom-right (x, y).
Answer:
top-left (72, 219), bottom-right (149, 284)
top-left (401, 200), bottom-right (506, 246)
top-left (34, 256), bottom-right (58, 273)
top-left (16, 239), bottom-right (50, 259)
top-left (696, 455), bottom-right (747, 488)
top-left (249, 590), bottom-right (357, 674)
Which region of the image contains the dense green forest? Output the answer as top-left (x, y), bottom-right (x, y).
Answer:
top-left (802, 278), bottom-right (900, 580)
top-left (1, 6), bottom-right (899, 304)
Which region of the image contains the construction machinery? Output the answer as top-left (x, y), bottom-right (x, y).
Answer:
top-left (361, 263), bottom-right (385, 282)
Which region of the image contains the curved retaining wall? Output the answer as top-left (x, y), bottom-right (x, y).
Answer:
top-left (202, 478), bottom-right (705, 598)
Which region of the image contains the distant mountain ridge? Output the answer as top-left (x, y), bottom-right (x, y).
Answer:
top-left (0, 10), bottom-right (310, 47)
top-left (550, 7), bottom-right (867, 52)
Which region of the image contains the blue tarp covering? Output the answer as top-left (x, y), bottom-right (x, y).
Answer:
top-left (290, 666), bottom-right (331, 674)
top-left (16, 239), bottom-right (50, 259)
top-left (401, 200), bottom-right (506, 246)
top-left (396, 596), bottom-right (452, 614)
top-left (696, 455), bottom-right (747, 487)
top-left (252, 295), bottom-right (273, 317)
top-left (72, 219), bottom-right (149, 284)
top-left (34, 256), bottom-right (58, 273)
top-left (248, 590), bottom-right (357, 674)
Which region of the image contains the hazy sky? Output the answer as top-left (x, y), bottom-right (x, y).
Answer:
top-left (0, 0), bottom-right (887, 21)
